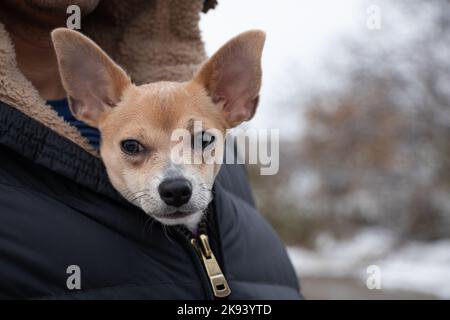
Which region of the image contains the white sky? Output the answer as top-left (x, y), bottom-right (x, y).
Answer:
top-left (200, 0), bottom-right (367, 138)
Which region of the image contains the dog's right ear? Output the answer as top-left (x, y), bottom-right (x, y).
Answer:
top-left (51, 28), bottom-right (131, 127)
top-left (193, 30), bottom-right (265, 128)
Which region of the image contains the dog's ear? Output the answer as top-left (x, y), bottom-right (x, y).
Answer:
top-left (194, 30), bottom-right (265, 128)
top-left (51, 28), bottom-right (131, 127)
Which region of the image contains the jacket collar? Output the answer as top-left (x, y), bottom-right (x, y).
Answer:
top-left (0, 100), bottom-right (118, 199)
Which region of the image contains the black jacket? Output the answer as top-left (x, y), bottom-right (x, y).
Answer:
top-left (0, 100), bottom-right (301, 299)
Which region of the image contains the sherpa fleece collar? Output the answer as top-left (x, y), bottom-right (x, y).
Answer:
top-left (0, 22), bottom-right (97, 155)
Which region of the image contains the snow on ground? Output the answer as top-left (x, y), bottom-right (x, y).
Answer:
top-left (288, 228), bottom-right (450, 299)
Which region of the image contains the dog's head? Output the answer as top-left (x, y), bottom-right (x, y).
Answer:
top-left (51, 28), bottom-right (265, 229)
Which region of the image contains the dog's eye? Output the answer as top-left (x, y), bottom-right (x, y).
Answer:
top-left (120, 139), bottom-right (144, 155)
top-left (192, 131), bottom-right (216, 150)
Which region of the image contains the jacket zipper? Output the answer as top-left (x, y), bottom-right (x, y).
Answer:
top-left (174, 214), bottom-right (231, 299)
top-left (190, 233), bottom-right (231, 298)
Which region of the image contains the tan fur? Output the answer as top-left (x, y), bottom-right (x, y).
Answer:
top-left (52, 29), bottom-right (265, 227)
top-left (98, 82), bottom-right (226, 198)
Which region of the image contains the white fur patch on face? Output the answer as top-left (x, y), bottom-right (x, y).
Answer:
top-left (121, 161), bottom-right (214, 230)
top-left (155, 210), bottom-right (204, 232)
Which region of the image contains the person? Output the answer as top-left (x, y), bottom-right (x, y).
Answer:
top-left (0, 0), bottom-right (301, 299)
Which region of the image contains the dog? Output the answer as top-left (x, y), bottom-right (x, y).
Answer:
top-left (51, 28), bottom-right (265, 231)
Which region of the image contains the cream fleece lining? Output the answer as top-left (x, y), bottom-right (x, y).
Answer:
top-left (0, 0), bottom-right (207, 156)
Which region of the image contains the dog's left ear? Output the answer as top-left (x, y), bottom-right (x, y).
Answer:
top-left (194, 30), bottom-right (265, 128)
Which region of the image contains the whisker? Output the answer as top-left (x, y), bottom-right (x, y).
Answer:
top-left (130, 194), bottom-right (147, 202)
top-left (162, 224), bottom-right (174, 244)
top-left (141, 216), bottom-right (151, 236)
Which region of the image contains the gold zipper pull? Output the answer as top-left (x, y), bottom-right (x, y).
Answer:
top-left (191, 234), bottom-right (231, 298)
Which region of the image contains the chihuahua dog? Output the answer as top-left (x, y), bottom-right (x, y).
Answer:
top-left (51, 28), bottom-right (265, 230)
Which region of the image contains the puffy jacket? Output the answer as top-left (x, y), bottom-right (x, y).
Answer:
top-left (0, 0), bottom-right (301, 299)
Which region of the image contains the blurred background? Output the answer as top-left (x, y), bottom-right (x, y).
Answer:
top-left (201, 0), bottom-right (450, 299)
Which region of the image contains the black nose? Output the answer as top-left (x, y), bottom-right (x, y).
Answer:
top-left (158, 178), bottom-right (192, 207)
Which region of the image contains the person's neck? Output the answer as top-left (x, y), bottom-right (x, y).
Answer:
top-left (0, 12), bottom-right (66, 100)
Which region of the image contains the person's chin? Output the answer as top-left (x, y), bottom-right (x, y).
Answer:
top-left (25, 0), bottom-right (101, 14)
